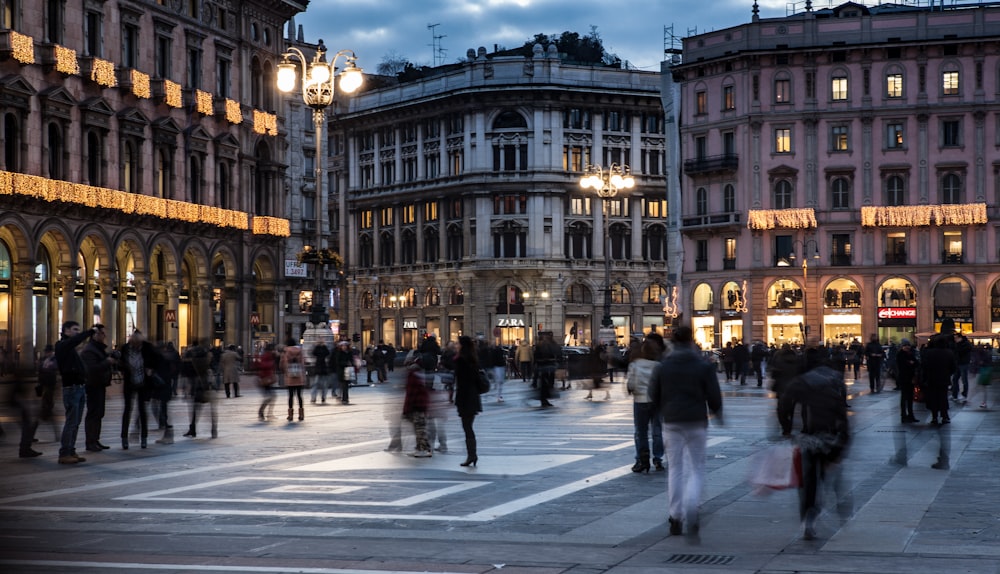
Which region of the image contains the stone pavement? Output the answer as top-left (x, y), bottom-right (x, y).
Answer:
top-left (0, 368), bottom-right (997, 574)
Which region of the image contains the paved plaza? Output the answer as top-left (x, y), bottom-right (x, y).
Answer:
top-left (0, 369), bottom-right (997, 574)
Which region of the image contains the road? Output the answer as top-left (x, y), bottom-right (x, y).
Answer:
top-left (0, 369), bottom-right (997, 574)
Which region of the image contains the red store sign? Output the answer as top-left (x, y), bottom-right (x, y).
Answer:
top-left (878, 307), bottom-right (916, 320)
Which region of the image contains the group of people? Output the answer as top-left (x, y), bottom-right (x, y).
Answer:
top-left (11, 321), bottom-right (229, 463)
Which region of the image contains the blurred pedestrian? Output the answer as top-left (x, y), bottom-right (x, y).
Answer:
top-left (221, 345), bottom-right (242, 398)
top-left (515, 339), bottom-right (533, 383)
top-left (777, 347), bottom-right (851, 540)
top-left (54, 321), bottom-right (97, 464)
top-left (281, 337), bottom-right (306, 421)
top-left (13, 371), bottom-right (42, 458)
top-left (951, 332), bottom-right (972, 402)
top-left (864, 334), bottom-right (885, 393)
top-left (895, 339), bottom-right (919, 423)
top-left (733, 340), bottom-right (750, 385)
top-left (489, 340), bottom-right (506, 403)
top-left (402, 358), bottom-right (432, 457)
top-left (36, 344), bottom-right (59, 442)
top-left (533, 332), bottom-right (561, 407)
top-left (183, 339), bottom-right (216, 438)
top-left (626, 338), bottom-right (665, 472)
top-left (649, 326), bottom-right (723, 537)
top-left (119, 330), bottom-right (162, 449)
top-left (257, 343), bottom-right (278, 421)
top-left (454, 335), bottom-right (482, 467)
top-left (311, 340), bottom-right (331, 404)
top-left (81, 324), bottom-right (115, 452)
top-left (332, 339), bottom-right (353, 404)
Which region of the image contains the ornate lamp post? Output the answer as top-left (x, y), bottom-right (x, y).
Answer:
top-left (788, 239), bottom-right (820, 341)
top-left (579, 163), bottom-right (635, 330)
top-left (277, 40), bottom-right (363, 326)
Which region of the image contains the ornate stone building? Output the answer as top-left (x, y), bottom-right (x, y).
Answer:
top-left (669, 0), bottom-right (1000, 348)
top-left (0, 0), bottom-right (299, 371)
top-left (327, 46), bottom-right (671, 349)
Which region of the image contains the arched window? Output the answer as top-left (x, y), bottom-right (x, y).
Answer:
top-left (643, 284), bottom-right (668, 304)
top-left (885, 174), bottom-right (905, 206)
top-left (565, 221), bottom-right (591, 260)
top-left (424, 287), bottom-right (440, 306)
top-left (723, 184), bottom-right (735, 212)
top-left (642, 224), bottom-right (666, 261)
top-left (831, 177), bottom-right (850, 209)
top-left (493, 110), bottom-right (527, 129)
top-left (566, 283), bottom-right (593, 304)
top-left (696, 187), bottom-right (708, 215)
top-left (773, 180), bottom-right (793, 209)
top-left (448, 286), bottom-right (464, 305)
top-left (610, 283), bottom-right (631, 304)
top-left (692, 283), bottom-right (713, 312)
top-left (941, 173), bottom-right (962, 204)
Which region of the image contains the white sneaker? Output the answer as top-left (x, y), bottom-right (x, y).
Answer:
top-left (410, 450), bottom-right (432, 458)
top-left (497, 396), bottom-right (504, 403)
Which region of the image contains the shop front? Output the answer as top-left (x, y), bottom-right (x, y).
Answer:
top-left (991, 280), bottom-right (1000, 334)
top-left (692, 312), bottom-right (715, 350)
top-left (401, 319), bottom-right (419, 349)
top-left (822, 278), bottom-right (862, 344)
top-left (877, 306), bottom-right (916, 343)
top-left (767, 280), bottom-right (804, 345)
top-left (720, 311), bottom-right (744, 345)
top-left (933, 276), bottom-right (973, 333)
top-left (496, 316), bottom-right (527, 346)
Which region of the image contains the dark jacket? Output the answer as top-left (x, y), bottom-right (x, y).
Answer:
top-left (895, 347), bottom-right (917, 385)
top-left (81, 339), bottom-right (113, 388)
top-left (402, 369), bottom-right (430, 416)
top-left (453, 355), bottom-right (482, 417)
top-left (777, 365), bottom-right (850, 460)
top-left (119, 341), bottom-right (162, 390)
top-left (312, 343), bottom-right (330, 375)
top-left (55, 328), bottom-right (95, 387)
top-left (649, 345), bottom-right (722, 425)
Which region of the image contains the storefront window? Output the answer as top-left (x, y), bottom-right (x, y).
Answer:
top-left (877, 277), bottom-right (918, 343)
top-left (823, 278), bottom-right (862, 345)
top-left (933, 276), bottom-right (973, 333)
top-left (693, 283), bottom-right (713, 312)
top-left (767, 279), bottom-right (804, 345)
top-left (768, 280), bottom-right (802, 310)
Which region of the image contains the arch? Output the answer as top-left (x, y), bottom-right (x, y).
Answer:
top-left (768, 279), bottom-right (803, 310)
top-left (773, 179), bottom-right (793, 209)
top-left (610, 282), bottom-right (631, 304)
top-left (721, 280), bottom-right (744, 311)
top-left (692, 282), bottom-right (713, 312)
top-left (34, 219), bottom-right (75, 269)
top-left (448, 285), bottom-right (464, 305)
top-left (878, 276), bottom-right (917, 307)
top-left (492, 109), bottom-right (527, 130)
top-left (565, 282), bottom-right (593, 304)
top-left (823, 277), bottom-right (861, 308)
top-left (933, 275), bottom-right (972, 307)
top-left (643, 283), bottom-right (668, 305)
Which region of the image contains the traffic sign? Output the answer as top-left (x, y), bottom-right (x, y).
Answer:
top-left (164, 309), bottom-right (177, 322)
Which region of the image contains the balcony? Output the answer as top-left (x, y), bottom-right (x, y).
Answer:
top-left (681, 211), bottom-right (741, 230)
top-left (695, 258), bottom-right (708, 271)
top-left (942, 251), bottom-right (964, 264)
top-left (683, 153), bottom-right (739, 176)
top-left (830, 254), bottom-right (852, 266)
top-left (723, 258), bottom-right (736, 270)
top-left (885, 251), bottom-right (907, 265)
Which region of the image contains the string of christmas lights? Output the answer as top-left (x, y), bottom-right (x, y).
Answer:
top-left (54, 45), bottom-right (79, 75)
top-left (861, 203), bottom-right (987, 227)
top-left (164, 80), bottom-right (183, 108)
top-left (90, 58), bottom-right (117, 87)
top-left (747, 208), bottom-right (817, 230)
top-left (11, 31), bottom-right (35, 64)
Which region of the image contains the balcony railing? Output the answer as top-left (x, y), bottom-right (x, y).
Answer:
top-left (681, 211), bottom-right (741, 230)
top-left (695, 258), bottom-right (708, 271)
top-left (830, 254), bottom-right (852, 266)
top-left (683, 153), bottom-right (739, 175)
top-left (885, 251), bottom-right (907, 264)
top-left (723, 258), bottom-right (736, 270)
top-left (942, 252), bottom-right (964, 264)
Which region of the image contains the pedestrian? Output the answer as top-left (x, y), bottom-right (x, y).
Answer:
top-left (119, 330), bottom-right (162, 450)
top-left (332, 339), bottom-right (353, 404)
top-left (515, 339), bottom-right (533, 382)
top-left (751, 341), bottom-right (767, 387)
top-left (36, 344), bottom-right (60, 442)
top-left (950, 332), bottom-right (972, 402)
top-left (418, 335), bottom-right (441, 385)
top-left (454, 335), bottom-right (482, 467)
top-left (402, 357), bottom-right (432, 457)
top-left (533, 332), bottom-right (561, 407)
top-left (221, 345), bottom-right (242, 398)
top-left (864, 334), bottom-right (885, 393)
top-left (721, 341), bottom-right (734, 381)
top-left (921, 332), bottom-right (955, 431)
top-left (768, 343), bottom-right (801, 398)
top-left (584, 342), bottom-right (611, 401)
top-left (777, 345), bottom-right (851, 541)
top-left (183, 339), bottom-right (216, 438)
top-left (13, 370), bottom-right (42, 458)
top-left (970, 344), bottom-right (992, 409)
top-left (648, 325), bottom-right (723, 537)
top-left (733, 340), bottom-right (750, 385)
top-left (895, 338), bottom-right (919, 423)
top-left (626, 338), bottom-right (665, 472)
top-left (81, 324), bottom-right (115, 452)
top-left (373, 340), bottom-right (389, 383)
top-left (426, 381), bottom-right (449, 453)
top-left (162, 341), bottom-right (181, 397)
top-left (152, 341), bottom-right (176, 445)
top-left (257, 343), bottom-right (278, 421)
top-left (310, 340), bottom-right (331, 404)
top-left (847, 338), bottom-right (864, 380)
top-left (281, 337), bottom-right (306, 421)
top-left (489, 340), bottom-right (506, 402)
top-left (363, 344), bottom-right (376, 383)
top-left (54, 321), bottom-right (98, 464)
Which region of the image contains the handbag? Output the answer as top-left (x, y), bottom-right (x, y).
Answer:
top-left (747, 443), bottom-right (801, 495)
top-left (476, 369), bottom-right (490, 394)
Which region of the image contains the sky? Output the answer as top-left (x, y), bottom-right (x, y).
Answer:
top-left (294, 0), bottom-right (796, 74)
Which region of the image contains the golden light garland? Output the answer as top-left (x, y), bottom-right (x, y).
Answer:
top-left (253, 110), bottom-right (278, 136)
top-left (130, 69), bottom-right (150, 98)
top-left (254, 216), bottom-right (291, 237)
top-left (196, 90), bottom-right (213, 115)
top-left (225, 99), bottom-right (243, 124)
top-left (10, 31), bottom-right (35, 64)
top-left (164, 80), bottom-right (182, 108)
top-left (0, 170), bottom-right (294, 234)
top-left (747, 208), bottom-right (817, 230)
top-left (861, 203), bottom-right (988, 227)
top-left (54, 45), bottom-right (79, 75)
top-left (91, 58), bottom-right (117, 87)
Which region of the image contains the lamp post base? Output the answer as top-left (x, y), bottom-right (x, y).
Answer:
top-left (310, 304), bottom-right (328, 326)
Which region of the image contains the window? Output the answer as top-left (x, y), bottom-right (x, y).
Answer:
top-left (122, 139), bottom-right (137, 193)
top-left (941, 119), bottom-right (961, 148)
top-left (831, 75), bottom-right (848, 101)
top-left (695, 240), bottom-right (708, 271)
top-left (723, 184), bottom-right (735, 212)
top-left (695, 91), bottom-right (707, 115)
top-left (217, 57), bottom-right (231, 98)
top-left (565, 222), bottom-right (592, 260)
top-left (424, 154), bottom-right (439, 178)
top-left (696, 187), bottom-right (707, 216)
top-left (359, 210), bottom-right (372, 229)
top-left (774, 78), bottom-right (790, 103)
top-left (943, 231), bottom-right (963, 263)
top-left (722, 131), bottom-right (736, 156)
top-left (424, 201), bottom-right (438, 222)
top-left (886, 73), bottom-right (903, 98)
top-left (941, 173), bottom-right (962, 204)
top-left (773, 180), bottom-right (792, 209)
top-left (644, 199), bottom-right (667, 218)
top-left (380, 207), bottom-right (393, 227)
top-left (122, 22), bottom-right (139, 68)
top-left (401, 204), bottom-right (415, 225)
top-left (45, 0), bottom-right (63, 44)
top-left (565, 108), bottom-right (590, 130)
top-left (4, 114), bottom-right (21, 172)
top-left (831, 177), bottom-right (850, 209)
top-left (188, 46), bottom-right (202, 90)
top-left (831, 124), bottom-right (849, 151)
top-left (774, 128), bottom-right (791, 153)
top-left (723, 238), bottom-right (736, 270)
top-left (885, 174), bottom-right (906, 206)
top-left (3, 0), bottom-right (17, 29)
top-left (570, 196), bottom-right (592, 216)
top-left (446, 225), bottom-right (463, 261)
top-left (423, 229), bottom-right (439, 263)
top-left (723, 85), bottom-right (735, 110)
top-left (156, 34), bottom-right (172, 79)
top-left (85, 130), bottom-right (104, 187)
top-left (563, 145), bottom-right (590, 172)
top-left (609, 223), bottom-right (631, 260)
top-left (886, 122), bottom-right (905, 149)
top-left (155, 148), bottom-right (171, 198)
top-left (831, 234), bottom-right (852, 266)
top-left (774, 235), bottom-right (793, 266)
top-left (942, 70), bottom-right (959, 95)
top-left (84, 10), bottom-right (103, 57)
top-left (643, 225), bottom-right (667, 261)
top-left (494, 194), bottom-right (527, 215)
top-left (694, 135), bottom-right (707, 160)
top-left (379, 232), bottom-right (394, 266)
top-left (494, 224), bottom-right (527, 258)
top-left (400, 230), bottom-right (416, 265)
top-left (887, 232), bottom-right (906, 264)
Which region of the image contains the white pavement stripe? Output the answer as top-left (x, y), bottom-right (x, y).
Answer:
top-left (0, 560), bottom-right (472, 574)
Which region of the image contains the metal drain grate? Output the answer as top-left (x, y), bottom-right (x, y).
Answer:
top-left (666, 554), bottom-right (736, 566)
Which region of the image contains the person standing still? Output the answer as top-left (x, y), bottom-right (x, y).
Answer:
top-left (454, 335), bottom-right (482, 467)
top-left (257, 343), bottom-right (278, 420)
top-left (81, 324), bottom-right (115, 452)
top-left (119, 330), bottom-right (161, 449)
top-left (864, 334), bottom-right (885, 393)
top-left (649, 326), bottom-right (723, 537)
top-left (895, 339), bottom-right (919, 423)
top-left (332, 340), bottom-right (353, 404)
top-left (311, 340), bottom-right (331, 403)
top-left (951, 332), bottom-right (972, 402)
top-left (36, 344), bottom-right (60, 442)
top-left (281, 338), bottom-right (306, 421)
top-left (54, 321), bottom-right (97, 464)
top-left (221, 345), bottom-right (242, 398)
top-left (515, 339), bottom-right (533, 383)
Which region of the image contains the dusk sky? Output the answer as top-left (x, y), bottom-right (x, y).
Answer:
top-left (295, 0), bottom-right (796, 74)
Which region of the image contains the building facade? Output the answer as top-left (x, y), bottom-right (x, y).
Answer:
top-left (0, 0), bottom-right (299, 372)
top-left (320, 46), bottom-right (671, 349)
top-left (670, 0), bottom-right (1000, 348)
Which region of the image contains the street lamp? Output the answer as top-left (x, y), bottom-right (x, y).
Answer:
top-left (277, 40), bottom-right (363, 326)
top-left (788, 239), bottom-right (820, 340)
top-left (523, 288), bottom-right (550, 343)
top-left (579, 163), bottom-right (635, 329)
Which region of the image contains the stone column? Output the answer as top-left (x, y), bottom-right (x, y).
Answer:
top-left (12, 269), bottom-right (36, 373)
top-left (99, 275), bottom-right (117, 344)
top-left (58, 270), bottom-right (78, 326)
top-left (134, 274), bottom-right (150, 334)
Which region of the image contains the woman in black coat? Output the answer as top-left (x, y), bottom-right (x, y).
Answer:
top-left (453, 336), bottom-right (482, 467)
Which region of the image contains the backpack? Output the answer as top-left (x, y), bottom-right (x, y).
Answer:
top-left (476, 369), bottom-right (490, 394)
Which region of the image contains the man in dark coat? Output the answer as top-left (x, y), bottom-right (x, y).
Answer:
top-left (118, 330), bottom-right (162, 449)
top-left (55, 321), bottom-right (97, 464)
top-left (81, 324), bottom-right (116, 452)
top-left (864, 334), bottom-right (885, 393)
